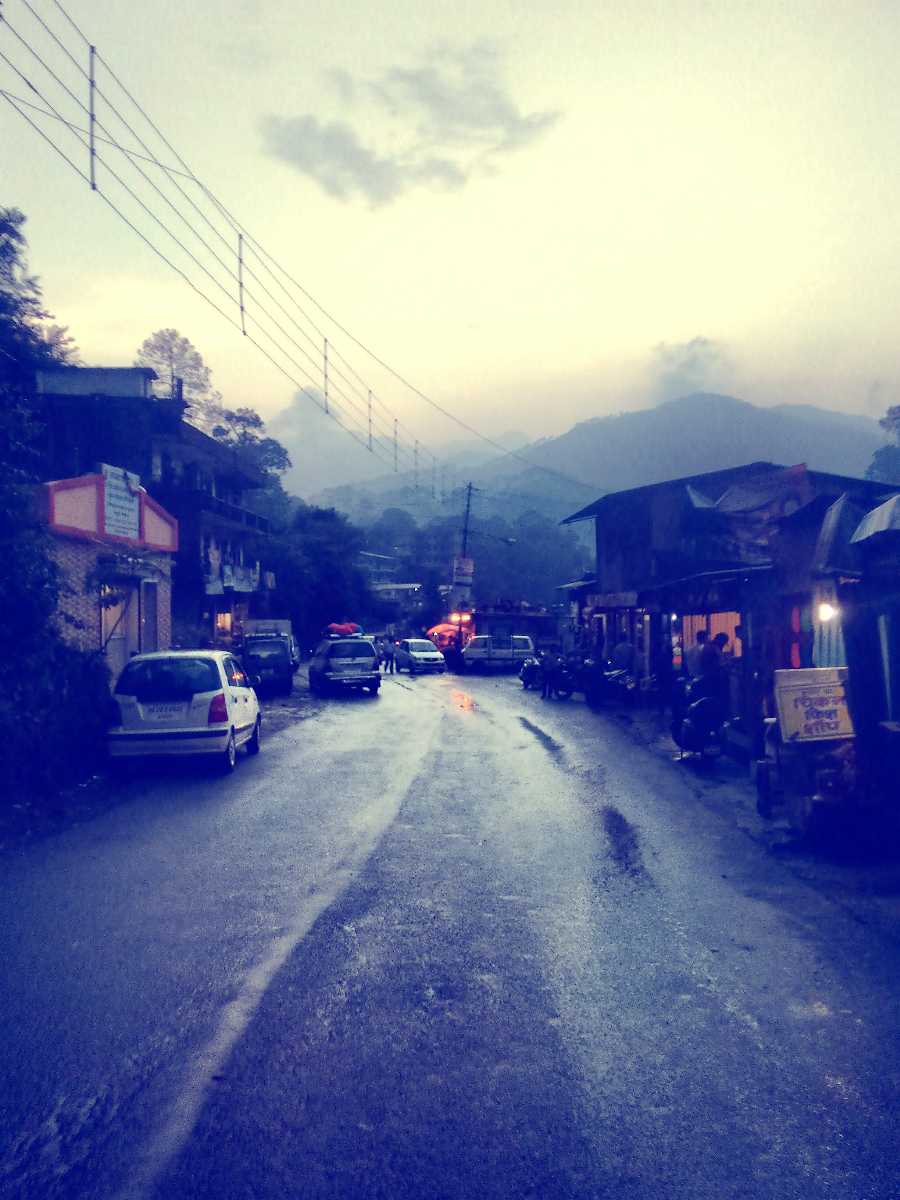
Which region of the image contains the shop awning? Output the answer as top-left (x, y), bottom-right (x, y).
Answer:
top-left (851, 494), bottom-right (900, 543)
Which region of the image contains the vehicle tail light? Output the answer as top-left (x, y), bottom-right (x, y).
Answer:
top-left (208, 693), bottom-right (229, 723)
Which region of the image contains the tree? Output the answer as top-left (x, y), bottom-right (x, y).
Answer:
top-left (268, 504), bottom-right (378, 648)
top-left (867, 406), bottom-right (900, 483)
top-left (0, 208), bottom-right (108, 800)
top-left (134, 328), bottom-right (222, 430)
top-left (1, 206), bottom-right (77, 388)
top-left (212, 406), bottom-right (292, 475)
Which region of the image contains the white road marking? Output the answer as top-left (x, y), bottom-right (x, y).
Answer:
top-left (116, 693), bottom-right (441, 1200)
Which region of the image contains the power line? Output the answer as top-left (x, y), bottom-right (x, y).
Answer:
top-left (4, 0), bottom-right (591, 494)
top-left (1, 89), bottom-right (398, 470)
top-left (2, 11), bottom-right (430, 473)
top-left (1, 25), bottom-right (411, 467)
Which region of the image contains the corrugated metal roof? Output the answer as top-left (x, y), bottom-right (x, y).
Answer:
top-left (851, 493), bottom-right (900, 542)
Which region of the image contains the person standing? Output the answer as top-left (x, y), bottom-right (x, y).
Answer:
top-left (382, 638), bottom-right (396, 674)
top-left (685, 629), bottom-right (708, 678)
top-left (540, 652), bottom-right (556, 699)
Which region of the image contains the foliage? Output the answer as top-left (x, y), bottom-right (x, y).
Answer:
top-left (867, 408), bottom-right (900, 483)
top-left (212, 406), bottom-right (292, 475)
top-left (1, 206), bottom-right (78, 386)
top-left (1, 208), bottom-right (111, 802)
top-left (866, 445), bottom-right (900, 484)
top-left (268, 503), bottom-right (384, 649)
top-left (363, 504), bottom-right (586, 610)
top-left (134, 328), bottom-right (222, 431)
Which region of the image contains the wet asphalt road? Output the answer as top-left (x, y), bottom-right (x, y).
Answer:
top-left (1, 671), bottom-right (899, 1200)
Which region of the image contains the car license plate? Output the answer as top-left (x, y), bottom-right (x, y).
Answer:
top-left (146, 702), bottom-right (187, 720)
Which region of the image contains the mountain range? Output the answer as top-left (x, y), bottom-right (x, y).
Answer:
top-left (280, 393), bottom-right (887, 525)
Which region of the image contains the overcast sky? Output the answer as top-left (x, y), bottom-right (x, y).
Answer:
top-left (3, 0), bottom-right (899, 453)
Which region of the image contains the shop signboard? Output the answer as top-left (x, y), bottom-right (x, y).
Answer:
top-left (101, 464), bottom-right (140, 539)
top-left (774, 667), bottom-right (855, 742)
top-left (452, 556), bottom-right (475, 586)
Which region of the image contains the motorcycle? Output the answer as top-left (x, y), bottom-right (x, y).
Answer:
top-left (519, 655), bottom-right (543, 690)
top-left (671, 675), bottom-right (728, 756)
top-left (551, 659), bottom-right (576, 700)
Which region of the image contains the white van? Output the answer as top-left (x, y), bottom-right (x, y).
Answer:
top-left (461, 635), bottom-right (535, 672)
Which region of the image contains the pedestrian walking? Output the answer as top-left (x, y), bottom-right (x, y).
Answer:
top-left (382, 639), bottom-right (396, 674)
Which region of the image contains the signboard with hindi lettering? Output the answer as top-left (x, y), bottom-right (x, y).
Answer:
top-left (774, 667), bottom-right (855, 743)
top-left (101, 464), bottom-right (141, 540)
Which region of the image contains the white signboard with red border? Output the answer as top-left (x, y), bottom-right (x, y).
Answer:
top-left (45, 469), bottom-right (178, 552)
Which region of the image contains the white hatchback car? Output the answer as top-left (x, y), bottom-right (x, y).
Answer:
top-left (394, 638), bottom-right (446, 675)
top-left (108, 651), bottom-right (261, 772)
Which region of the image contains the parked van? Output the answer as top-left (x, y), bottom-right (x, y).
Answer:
top-left (461, 635), bottom-right (535, 672)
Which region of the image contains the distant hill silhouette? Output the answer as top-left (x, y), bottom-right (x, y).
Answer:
top-left (311, 393), bottom-right (887, 524)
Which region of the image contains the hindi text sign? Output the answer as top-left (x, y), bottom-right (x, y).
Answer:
top-left (774, 667), bottom-right (854, 742)
top-left (101, 464), bottom-right (141, 540)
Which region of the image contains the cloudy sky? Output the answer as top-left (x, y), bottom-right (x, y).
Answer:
top-left (4, 0), bottom-right (900, 454)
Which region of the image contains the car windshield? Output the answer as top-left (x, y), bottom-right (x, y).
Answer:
top-left (512, 637), bottom-right (532, 649)
top-left (115, 657), bottom-right (220, 700)
top-left (409, 640), bottom-right (436, 652)
top-left (329, 641), bottom-right (376, 659)
top-left (244, 639), bottom-right (289, 662)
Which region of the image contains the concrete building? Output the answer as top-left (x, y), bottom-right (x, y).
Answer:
top-left (36, 366), bottom-right (274, 648)
top-left (43, 467), bottom-right (178, 679)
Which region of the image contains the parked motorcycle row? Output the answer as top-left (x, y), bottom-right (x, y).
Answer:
top-left (518, 652), bottom-right (636, 706)
top-left (519, 651), bottom-right (730, 758)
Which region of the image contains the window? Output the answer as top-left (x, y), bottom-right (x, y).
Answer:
top-left (116, 657), bottom-right (221, 699)
top-left (225, 657), bottom-right (247, 686)
top-left (328, 641), bottom-right (377, 659)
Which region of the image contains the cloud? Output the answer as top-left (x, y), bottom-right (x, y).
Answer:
top-left (261, 44), bottom-right (560, 206)
top-left (651, 337), bottom-right (729, 401)
top-left (261, 115), bottom-right (466, 206)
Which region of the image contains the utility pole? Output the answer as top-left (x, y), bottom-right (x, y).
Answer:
top-left (462, 481), bottom-right (474, 556)
top-left (88, 44), bottom-right (97, 190)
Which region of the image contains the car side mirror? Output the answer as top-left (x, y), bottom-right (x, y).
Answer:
top-left (249, 674), bottom-right (262, 688)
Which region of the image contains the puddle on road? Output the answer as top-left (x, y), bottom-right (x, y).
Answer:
top-left (598, 806), bottom-right (650, 883)
top-left (518, 717), bottom-right (564, 760)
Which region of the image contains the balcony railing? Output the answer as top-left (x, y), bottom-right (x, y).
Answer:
top-left (155, 482), bottom-right (270, 533)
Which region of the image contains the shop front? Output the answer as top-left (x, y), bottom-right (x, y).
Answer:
top-left (44, 465), bottom-right (178, 678)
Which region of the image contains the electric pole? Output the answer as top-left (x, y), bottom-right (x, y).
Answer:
top-left (462, 481), bottom-right (475, 556)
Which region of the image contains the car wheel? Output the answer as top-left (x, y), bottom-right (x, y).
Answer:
top-left (221, 731), bottom-right (237, 773)
top-left (247, 717), bottom-right (261, 756)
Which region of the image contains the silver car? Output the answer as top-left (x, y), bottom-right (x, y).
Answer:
top-left (308, 636), bottom-right (381, 696)
top-left (394, 638), bottom-right (446, 675)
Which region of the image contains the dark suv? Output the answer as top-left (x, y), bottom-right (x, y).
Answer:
top-left (308, 636), bottom-right (380, 697)
top-left (242, 636), bottom-right (295, 696)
